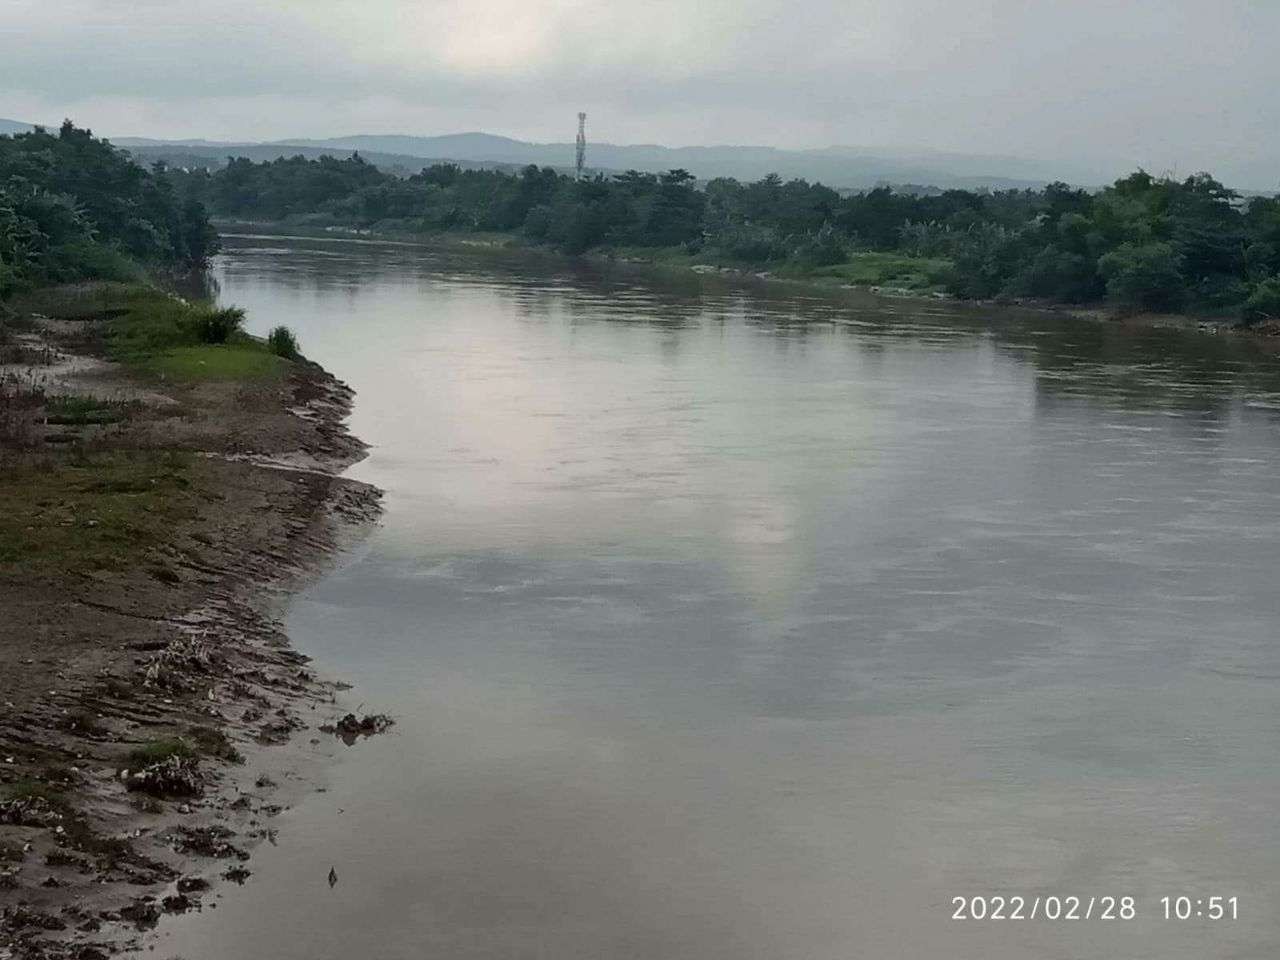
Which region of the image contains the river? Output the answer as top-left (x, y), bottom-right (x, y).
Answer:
top-left (155, 233), bottom-right (1280, 959)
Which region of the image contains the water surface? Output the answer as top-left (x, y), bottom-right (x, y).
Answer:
top-left (160, 235), bottom-right (1280, 959)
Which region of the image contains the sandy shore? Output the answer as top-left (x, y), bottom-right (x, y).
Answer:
top-left (0, 291), bottom-right (381, 958)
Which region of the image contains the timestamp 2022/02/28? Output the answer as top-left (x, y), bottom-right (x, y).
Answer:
top-left (950, 895), bottom-right (1241, 921)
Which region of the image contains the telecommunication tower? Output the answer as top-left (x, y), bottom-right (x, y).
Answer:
top-left (575, 112), bottom-right (587, 181)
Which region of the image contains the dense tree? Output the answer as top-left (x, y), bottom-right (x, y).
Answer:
top-left (162, 149), bottom-right (1280, 320)
top-left (0, 121), bottom-right (217, 294)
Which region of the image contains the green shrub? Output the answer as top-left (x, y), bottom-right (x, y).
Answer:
top-left (713, 223), bottom-right (791, 263)
top-left (192, 306), bottom-right (245, 344)
top-left (791, 224), bottom-right (849, 267)
top-left (1097, 242), bottom-right (1186, 312)
top-left (1241, 277), bottom-right (1280, 326)
top-left (266, 325), bottom-right (300, 359)
top-left (45, 238), bottom-right (141, 284)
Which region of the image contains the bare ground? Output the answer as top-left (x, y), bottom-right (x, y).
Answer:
top-left (0, 301), bottom-right (382, 958)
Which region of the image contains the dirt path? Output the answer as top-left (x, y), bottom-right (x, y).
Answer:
top-left (1, 295), bottom-right (382, 958)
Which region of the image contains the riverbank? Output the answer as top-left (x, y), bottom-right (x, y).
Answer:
top-left (0, 284), bottom-right (381, 958)
top-left (213, 220), bottom-right (1273, 343)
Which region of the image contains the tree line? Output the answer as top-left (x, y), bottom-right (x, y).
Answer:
top-left (0, 122), bottom-right (218, 297)
top-left (172, 151), bottom-right (1280, 322)
top-left (4, 123), bottom-right (1278, 324)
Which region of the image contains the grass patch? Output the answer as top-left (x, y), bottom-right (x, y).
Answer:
top-left (17, 282), bottom-right (281, 384)
top-left (128, 729), bottom-right (241, 768)
top-left (1, 779), bottom-right (66, 806)
top-left (7, 282), bottom-right (137, 321)
top-left (0, 451), bottom-right (203, 574)
top-left (141, 344), bottom-right (284, 382)
top-left (604, 245), bottom-right (952, 293)
top-left (44, 395), bottom-right (129, 426)
top-left (786, 252), bottom-right (954, 291)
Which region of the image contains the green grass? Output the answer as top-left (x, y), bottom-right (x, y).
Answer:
top-left (127, 729), bottom-right (241, 767)
top-left (14, 283), bottom-right (287, 384)
top-left (266, 325), bottom-right (301, 360)
top-left (1, 779), bottom-right (67, 806)
top-left (104, 288), bottom-right (283, 382)
top-left (141, 344), bottom-right (284, 382)
top-left (8, 282), bottom-right (137, 321)
top-left (44, 395), bottom-right (128, 425)
top-left (0, 452), bottom-right (203, 574)
top-left (784, 252), bottom-right (954, 291)
top-left (604, 245), bottom-right (952, 294)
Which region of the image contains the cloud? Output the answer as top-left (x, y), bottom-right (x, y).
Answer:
top-left (3, 0), bottom-right (1278, 186)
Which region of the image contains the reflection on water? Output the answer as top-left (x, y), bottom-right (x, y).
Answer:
top-left (158, 234), bottom-right (1280, 960)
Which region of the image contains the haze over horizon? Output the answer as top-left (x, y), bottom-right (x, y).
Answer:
top-left (4, 0), bottom-right (1279, 189)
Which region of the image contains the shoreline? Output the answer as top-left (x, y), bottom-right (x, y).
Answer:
top-left (213, 219), bottom-right (1277, 344)
top-left (0, 286), bottom-right (382, 958)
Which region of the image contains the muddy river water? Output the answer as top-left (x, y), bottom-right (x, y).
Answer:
top-left (156, 234), bottom-right (1280, 959)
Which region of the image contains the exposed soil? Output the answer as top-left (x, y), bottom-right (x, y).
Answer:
top-left (0, 297), bottom-right (382, 958)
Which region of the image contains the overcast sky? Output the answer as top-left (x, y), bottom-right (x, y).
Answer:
top-left (3, 0), bottom-right (1278, 186)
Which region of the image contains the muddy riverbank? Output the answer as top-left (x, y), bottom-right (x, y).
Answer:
top-left (0, 286), bottom-right (381, 958)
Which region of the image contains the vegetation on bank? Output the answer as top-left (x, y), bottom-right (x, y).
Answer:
top-left (0, 123), bottom-right (302, 396)
top-left (0, 121), bottom-right (218, 296)
top-left (168, 151), bottom-right (1280, 322)
top-left (6, 283), bottom-right (289, 386)
top-left (0, 450), bottom-right (202, 573)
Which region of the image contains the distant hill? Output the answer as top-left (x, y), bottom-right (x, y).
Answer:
top-left (118, 142), bottom-right (533, 179)
top-left (0, 118), bottom-right (36, 136)
top-left (110, 131), bottom-right (1074, 190)
top-left (273, 133), bottom-right (1061, 189)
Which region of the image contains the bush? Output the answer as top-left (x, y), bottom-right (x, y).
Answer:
top-left (714, 224), bottom-right (791, 263)
top-left (791, 223), bottom-right (849, 267)
top-left (945, 223), bottom-right (1030, 299)
top-left (1097, 242), bottom-right (1186, 312)
top-left (192, 306), bottom-right (245, 344)
top-left (266, 325), bottom-right (300, 359)
top-left (46, 238), bottom-right (142, 284)
top-left (1014, 246), bottom-right (1102, 302)
top-left (1241, 277), bottom-right (1280, 326)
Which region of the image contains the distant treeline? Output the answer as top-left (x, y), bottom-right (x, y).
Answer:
top-left (0, 122), bottom-right (217, 297)
top-left (6, 122), bottom-right (1277, 322)
top-left (171, 151), bottom-right (1280, 321)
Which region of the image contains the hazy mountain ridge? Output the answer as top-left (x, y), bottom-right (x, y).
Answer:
top-left (276, 132), bottom-right (1063, 189)
top-left (96, 129), bottom-right (1066, 190)
top-left (117, 143), bottom-right (531, 179)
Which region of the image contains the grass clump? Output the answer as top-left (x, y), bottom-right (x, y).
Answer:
top-left (266, 325), bottom-right (300, 360)
top-left (126, 738), bottom-right (196, 767)
top-left (186, 726), bottom-right (244, 763)
top-left (795, 252), bottom-right (954, 291)
top-left (128, 728), bottom-right (242, 768)
top-left (43, 395), bottom-right (128, 425)
top-left (0, 451), bottom-right (202, 574)
top-left (1, 779), bottom-right (66, 805)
